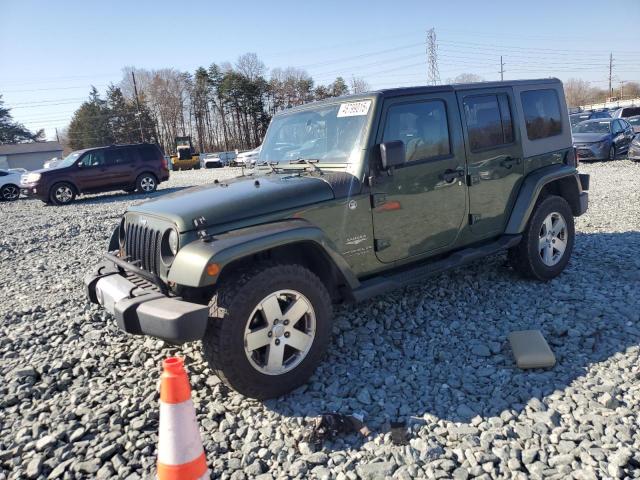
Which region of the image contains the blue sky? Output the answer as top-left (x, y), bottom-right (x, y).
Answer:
top-left (1, 0), bottom-right (639, 140)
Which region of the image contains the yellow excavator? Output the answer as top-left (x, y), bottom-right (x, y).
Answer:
top-left (170, 136), bottom-right (200, 171)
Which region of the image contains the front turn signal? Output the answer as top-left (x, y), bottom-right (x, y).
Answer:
top-left (206, 263), bottom-right (221, 277)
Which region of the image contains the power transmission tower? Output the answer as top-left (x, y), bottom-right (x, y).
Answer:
top-left (131, 71), bottom-right (145, 143)
top-left (608, 53), bottom-right (614, 98)
top-left (426, 28), bottom-right (440, 86)
top-left (500, 56), bottom-right (505, 81)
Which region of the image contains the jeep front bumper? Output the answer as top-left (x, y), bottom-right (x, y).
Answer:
top-left (84, 257), bottom-right (208, 344)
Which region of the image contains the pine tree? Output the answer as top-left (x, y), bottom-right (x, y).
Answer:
top-left (67, 87), bottom-right (113, 149)
top-left (0, 95), bottom-right (44, 144)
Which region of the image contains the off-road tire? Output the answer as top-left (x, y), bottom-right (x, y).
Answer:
top-left (1, 184), bottom-right (20, 201)
top-left (202, 263), bottom-right (332, 399)
top-left (49, 182), bottom-right (76, 205)
top-left (508, 194), bottom-right (574, 281)
top-left (136, 173), bottom-right (157, 193)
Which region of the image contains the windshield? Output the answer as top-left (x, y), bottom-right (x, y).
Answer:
top-left (259, 100), bottom-right (371, 165)
top-left (56, 151), bottom-right (83, 168)
top-left (573, 121), bottom-right (611, 134)
top-left (570, 114), bottom-right (590, 127)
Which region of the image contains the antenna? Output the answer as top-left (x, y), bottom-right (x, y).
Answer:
top-left (427, 28), bottom-right (440, 86)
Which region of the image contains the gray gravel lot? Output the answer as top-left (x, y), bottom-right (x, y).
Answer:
top-left (1, 161), bottom-right (639, 479)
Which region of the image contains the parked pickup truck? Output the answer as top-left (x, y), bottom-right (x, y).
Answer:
top-left (85, 79), bottom-right (589, 399)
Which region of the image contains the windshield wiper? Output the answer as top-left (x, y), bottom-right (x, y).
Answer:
top-left (256, 161), bottom-right (281, 173)
top-left (289, 158), bottom-right (323, 174)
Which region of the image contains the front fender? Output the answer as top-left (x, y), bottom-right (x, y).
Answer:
top-left (505, 164), bottom-right (582, 234)
top-left (167, 220), bottom-right (359, 289)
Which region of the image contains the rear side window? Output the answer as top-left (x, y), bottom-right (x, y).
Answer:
top-left (521, 89), bottom-right (562, 140)
top-left (463, 94), bottom-right (514, 151)
top-left (138, 145), bottom-right (159, 162)
top-left (382, 100), bottom-right (451, 163)
top-left (105, 149), bottom-right (131, 165)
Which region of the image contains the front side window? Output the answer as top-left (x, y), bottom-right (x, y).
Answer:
top-left (79, 150), bottom-right (106, 168)
top-left (464, 94), bottom-right (513, 151)
top-left (382, 100), bottom-right (450, 162)
top-left (521, 89), bottom-right (562, 140)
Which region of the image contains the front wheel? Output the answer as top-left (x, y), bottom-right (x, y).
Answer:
top-left (508, 195), bottom-right (575, 281)
top-left (202, 263), bottom-right (332, 399)
top-left (608, 145), bottom-right (616, 160)
top-left (50, 182), bottom-right (76, 205)
top-left (1, 184), bottom-right (20, 201)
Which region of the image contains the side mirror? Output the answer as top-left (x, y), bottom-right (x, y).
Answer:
top-left (379, 141), bottom-right (405, 170)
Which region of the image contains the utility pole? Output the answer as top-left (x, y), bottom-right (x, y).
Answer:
top-left (608, 53), bottom-right (614, 98)
top-left (500, 56), bottom-right (505, 81)
top-left (55, 128), bottom-right (60, 143)
top-left (131, 71), bottom-right (145, 143)
top-left (426, 28), bottom-right (440, 86)
top-left (619, 80), bottom-right (626, 99)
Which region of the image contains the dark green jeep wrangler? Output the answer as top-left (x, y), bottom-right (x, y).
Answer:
top-left (85, 79), bottom-right (589, 399)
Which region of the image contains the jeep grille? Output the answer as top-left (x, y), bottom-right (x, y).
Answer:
top-left (123, 220), bottom-right (162, 275)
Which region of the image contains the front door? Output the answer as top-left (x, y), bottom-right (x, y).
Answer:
top-left (371, 93), bottom-right (468, 263)
top-left (75, 149), bottom-right (113, 191)
top-left (457, 88), bottom-right (524, 238)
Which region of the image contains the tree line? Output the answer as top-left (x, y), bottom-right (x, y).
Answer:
top-left (66, 53), bottom-right (369, 154)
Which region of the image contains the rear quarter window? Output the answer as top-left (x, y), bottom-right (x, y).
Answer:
top-left (521, 89), bottom-right (562, 140)
top-left (138, 145), bottom-right (159, 162)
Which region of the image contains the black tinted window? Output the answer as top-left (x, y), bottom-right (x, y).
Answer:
top-left (382, 100), bottom-right (450, 163)
top-left (0, 171), bottom-right (7, 177)
top-left (521, 89), bottom-right (562, 140)
top-left (464, 94), bottom-right (513, 151)
top-left (138, 145), bottom-right (159, 162)
top-left (105, 149), bottom-right (131, 165)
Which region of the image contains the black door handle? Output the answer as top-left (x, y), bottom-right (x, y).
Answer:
top-left (442, 168), bottom-right (464, 183)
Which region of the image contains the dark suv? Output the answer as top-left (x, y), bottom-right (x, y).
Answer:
top-left (22, 143), bottom-right (169, 205)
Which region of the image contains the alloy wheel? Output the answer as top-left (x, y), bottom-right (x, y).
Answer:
top-left (55, 185), bottom-right (73, 203)
top-left (243, 289), bottom-right (316, 375)
top-left (538, 212), bottom-right (567, 266)
top-left (140, 176), bottom-right (155, 191)
top-left (2, 185), bottom-right (19, 201)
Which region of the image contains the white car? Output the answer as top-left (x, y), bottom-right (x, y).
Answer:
top-left (201, 153), bottom-right (226, 169)
top-left (43, 157), bottom-right (61, 169)
top-left (0, 169), bottom-right (22, 201)
top-left (235, 146), bottom-right (262, 168)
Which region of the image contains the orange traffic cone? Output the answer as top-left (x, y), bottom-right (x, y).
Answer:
top-left (157, 357), bottom-right (209, 480)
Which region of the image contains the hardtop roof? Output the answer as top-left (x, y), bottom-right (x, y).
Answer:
top-left (280, 78), bottom-right (562, 113)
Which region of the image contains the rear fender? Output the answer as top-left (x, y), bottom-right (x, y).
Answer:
top-left (167, 220), bottom-right (359, 289)
top-left (505, 165), bottom-right (584, 234)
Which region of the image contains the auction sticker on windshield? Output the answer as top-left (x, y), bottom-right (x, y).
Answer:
top-left (337, 100), bottom-right (371, 117)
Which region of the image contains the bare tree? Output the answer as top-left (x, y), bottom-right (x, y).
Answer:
top-left (236, 53), bottom-right (266, 81)
top-left (564, 78), bottom-right (593, 107)
top-left (448, 73), bottom-right (484, 84)
top-left (350, 76), bottom-right (370, 94)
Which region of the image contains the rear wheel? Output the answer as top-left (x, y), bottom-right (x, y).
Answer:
top-left (1, 184), bottom-right (20, 201)
top-left (202, 263), bottom-right (332, 399)
top-left (50, 182), bottom-right (76, 205)
top-left (508, 195), bottom-right (574, 281)
top-left (136, 173), bottom-right (157, 193)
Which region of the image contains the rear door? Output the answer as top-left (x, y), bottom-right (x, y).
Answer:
top-left (370, 92), bottom-right (468, 263)
top-left (106, 147), bottom-right (139, 186)
top-left (457, 88), bottom-right (523, 238)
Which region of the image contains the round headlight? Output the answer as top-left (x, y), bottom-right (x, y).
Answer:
top-left (168, 229), bottom-right (179, 255)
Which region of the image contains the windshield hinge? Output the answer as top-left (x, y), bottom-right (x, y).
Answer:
top-left (371, 193), bottom-right (387, 208)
